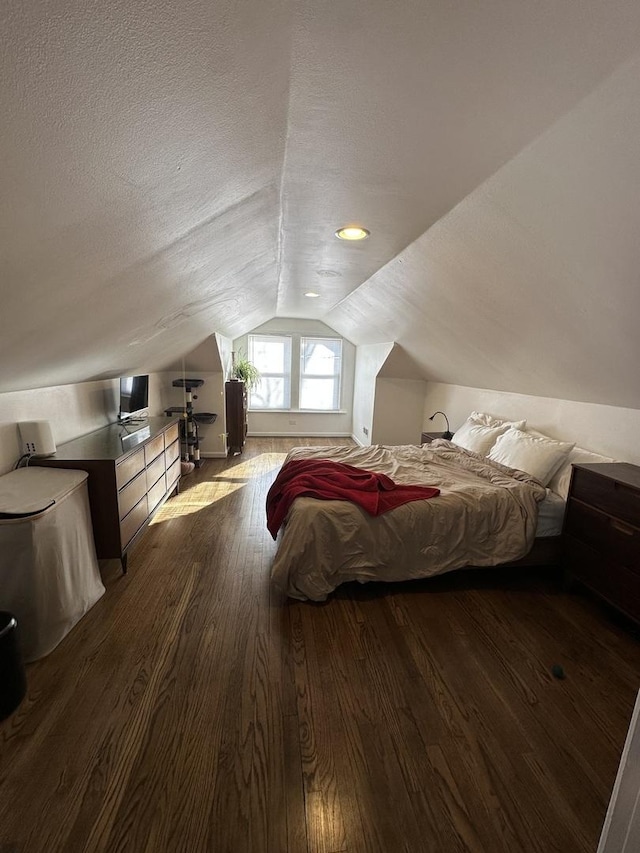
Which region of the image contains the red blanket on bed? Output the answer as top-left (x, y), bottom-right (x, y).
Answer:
top-left (266, 458), bottom-right (440, 539)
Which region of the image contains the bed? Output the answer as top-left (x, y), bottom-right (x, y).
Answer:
top-left (266, 410), bottom-right (607, 601)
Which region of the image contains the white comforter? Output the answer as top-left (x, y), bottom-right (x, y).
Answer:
top-left (269, 441), bottom-right (547, 601)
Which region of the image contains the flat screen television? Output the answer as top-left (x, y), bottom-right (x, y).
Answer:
top-left (119, 375), bottom-right (149, 420)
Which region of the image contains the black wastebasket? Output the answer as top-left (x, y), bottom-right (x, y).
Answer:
top-left (0, 611), bottom-right (27, 720)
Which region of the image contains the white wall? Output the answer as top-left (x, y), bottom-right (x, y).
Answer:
top-left (0, 374), bottom-right (166, 475)
top-left (352, 342), bottom-right (393, 444)
top-left (424, 382), bottom-right (640, 464)
top-left (372, 378), bottom-right (427, 445)
top-left (235, 318), bottom-right (355, 437)
top-left (352, 343), bottom-right (426, 446)
top-left (161, 335), bottom-right (228, 457)
top-left (216, 332), bottom-right (234, 380)
top-left (248, 409), bottom-right (353, 437)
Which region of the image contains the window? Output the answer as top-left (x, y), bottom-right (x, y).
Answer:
top-left (247, 332), bottom-right (343, 411)
top-left (248, 334), bottom-right (292, 409)
top-left (299, 337), bottom-right (342, 410)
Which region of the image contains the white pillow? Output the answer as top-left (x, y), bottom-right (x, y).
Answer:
top-left (452, 413), bottom-right (526, 456)
top-left (547, 446), bottom-right (615, 499)
top-left (468, 411), bottom-right (527, 429)
top-left (488, 428), bottom-right (575, 486)
top-left (451, 422), bottom-right (512, 456)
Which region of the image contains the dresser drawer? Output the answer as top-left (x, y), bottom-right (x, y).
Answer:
top-left (565, 535), bottom-right (640, 621)
top-left (146, 453), bottom-right (166, 491)
top-left (120, 495), bottom-right (148, 550)
top-left (118, 469), bottom-right (148, 520)
top-left (166, 456), bottom-right (181, 491)
top-left (116, 447), bottom-right (145, 490)
top-left (147, 474), bottom-right (167, 514)
top-left (571, 467), bottom-right (640, 528)
top-left (165, 438), bottom-right (180, 468)
top-left (565, 499), bottom-right (640, 573)
top-left (164, 422), bottom-right (180, 448)
top-left (144, 433), bottom-right (165, 466)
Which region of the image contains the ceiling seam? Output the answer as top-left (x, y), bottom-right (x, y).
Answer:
top-left (275, 6), bottom-right (297, 312)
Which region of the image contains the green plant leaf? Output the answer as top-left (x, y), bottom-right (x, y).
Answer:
top-left (232, 356), bottom-right (261, 389)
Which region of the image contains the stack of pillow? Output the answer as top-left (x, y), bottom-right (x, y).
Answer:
top-left (448, 411), bottom-right (527, 457)
top-left (449, 411), bottom-right (613, 497)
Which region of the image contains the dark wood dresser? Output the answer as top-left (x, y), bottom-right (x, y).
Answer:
top-left (563, 462), bottom-right (640, 623)
top-left (36, 418), bottom-right (181, 571)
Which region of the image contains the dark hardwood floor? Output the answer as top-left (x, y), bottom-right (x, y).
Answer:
top-left (2, 436), bottom-right (640, 852)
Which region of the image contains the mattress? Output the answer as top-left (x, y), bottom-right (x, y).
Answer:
top-left (536, 490), bottom-right (566, 537)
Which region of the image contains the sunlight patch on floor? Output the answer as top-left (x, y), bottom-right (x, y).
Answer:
top-left (151, 480), bottom-right (245, 521)
top-left (150, 453), bottom-right (286, 522)
top-left (223, 453), bottom-right (285, 479)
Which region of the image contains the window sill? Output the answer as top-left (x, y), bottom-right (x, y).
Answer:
top-left (248, 409), bottom-right (348, 415)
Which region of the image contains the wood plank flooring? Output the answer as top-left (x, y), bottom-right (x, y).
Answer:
top-left (2, 436), bottom-right (640, 852)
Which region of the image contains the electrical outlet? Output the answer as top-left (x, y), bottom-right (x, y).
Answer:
top-left (363, 426), bottom-right (369, 436)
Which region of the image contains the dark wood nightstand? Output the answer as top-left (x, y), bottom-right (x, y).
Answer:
top-left (421, 431), bottom-right (447, 444)
top-left (563, 462), bottom-right (640, 624)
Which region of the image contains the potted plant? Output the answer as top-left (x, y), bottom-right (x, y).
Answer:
top-left (231, 353), bottom-right (261, 390)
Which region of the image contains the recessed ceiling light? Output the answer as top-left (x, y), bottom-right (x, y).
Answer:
top-left (305, 291), bottom-right (320, 298)
top-left (335, 226), bottom-right (370, 241)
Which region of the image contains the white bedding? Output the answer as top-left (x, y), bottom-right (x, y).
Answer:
top-left (269, 441), bottom-right (549, 601)
top-left (536, 490), bottom-right (566, 537)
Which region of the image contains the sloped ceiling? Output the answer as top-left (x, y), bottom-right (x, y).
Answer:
top-left (2, 0), bottom-right (640, 407)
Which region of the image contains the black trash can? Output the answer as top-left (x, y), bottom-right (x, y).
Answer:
top-left (0, 611), bottom-right (27, 720)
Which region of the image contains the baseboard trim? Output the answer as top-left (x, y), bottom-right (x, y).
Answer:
top-left (247, 432), bottom-right (353, 438)
top-left (200, 451), bottom-right (227, 458)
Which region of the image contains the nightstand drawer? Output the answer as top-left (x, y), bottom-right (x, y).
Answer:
top-left (571, 467), bottom-right (640, 528)
top-left (565, 535), bottom-right (640, 620)
top-left (565, 499), bottom-right (640, 572)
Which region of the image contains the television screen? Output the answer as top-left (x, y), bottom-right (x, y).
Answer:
top-left (119, 375), bottom-right (149, 419)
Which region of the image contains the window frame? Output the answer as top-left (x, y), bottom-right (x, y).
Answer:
top-left (299, 336), bottom-right (343, 412)
top-left (247, 333), bottom-right (293, 410)
top-left (246, 332), bottom-right (344, 412)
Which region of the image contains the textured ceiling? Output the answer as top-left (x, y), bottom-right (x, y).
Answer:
top-left (2, 0), bottom-right (640, 407)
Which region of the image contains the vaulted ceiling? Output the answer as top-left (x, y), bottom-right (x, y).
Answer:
top-left (2, 0), bottom-right (640, 407)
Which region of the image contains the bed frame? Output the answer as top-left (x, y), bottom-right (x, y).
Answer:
top-left (485, 535), bottom-right (561, 570)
